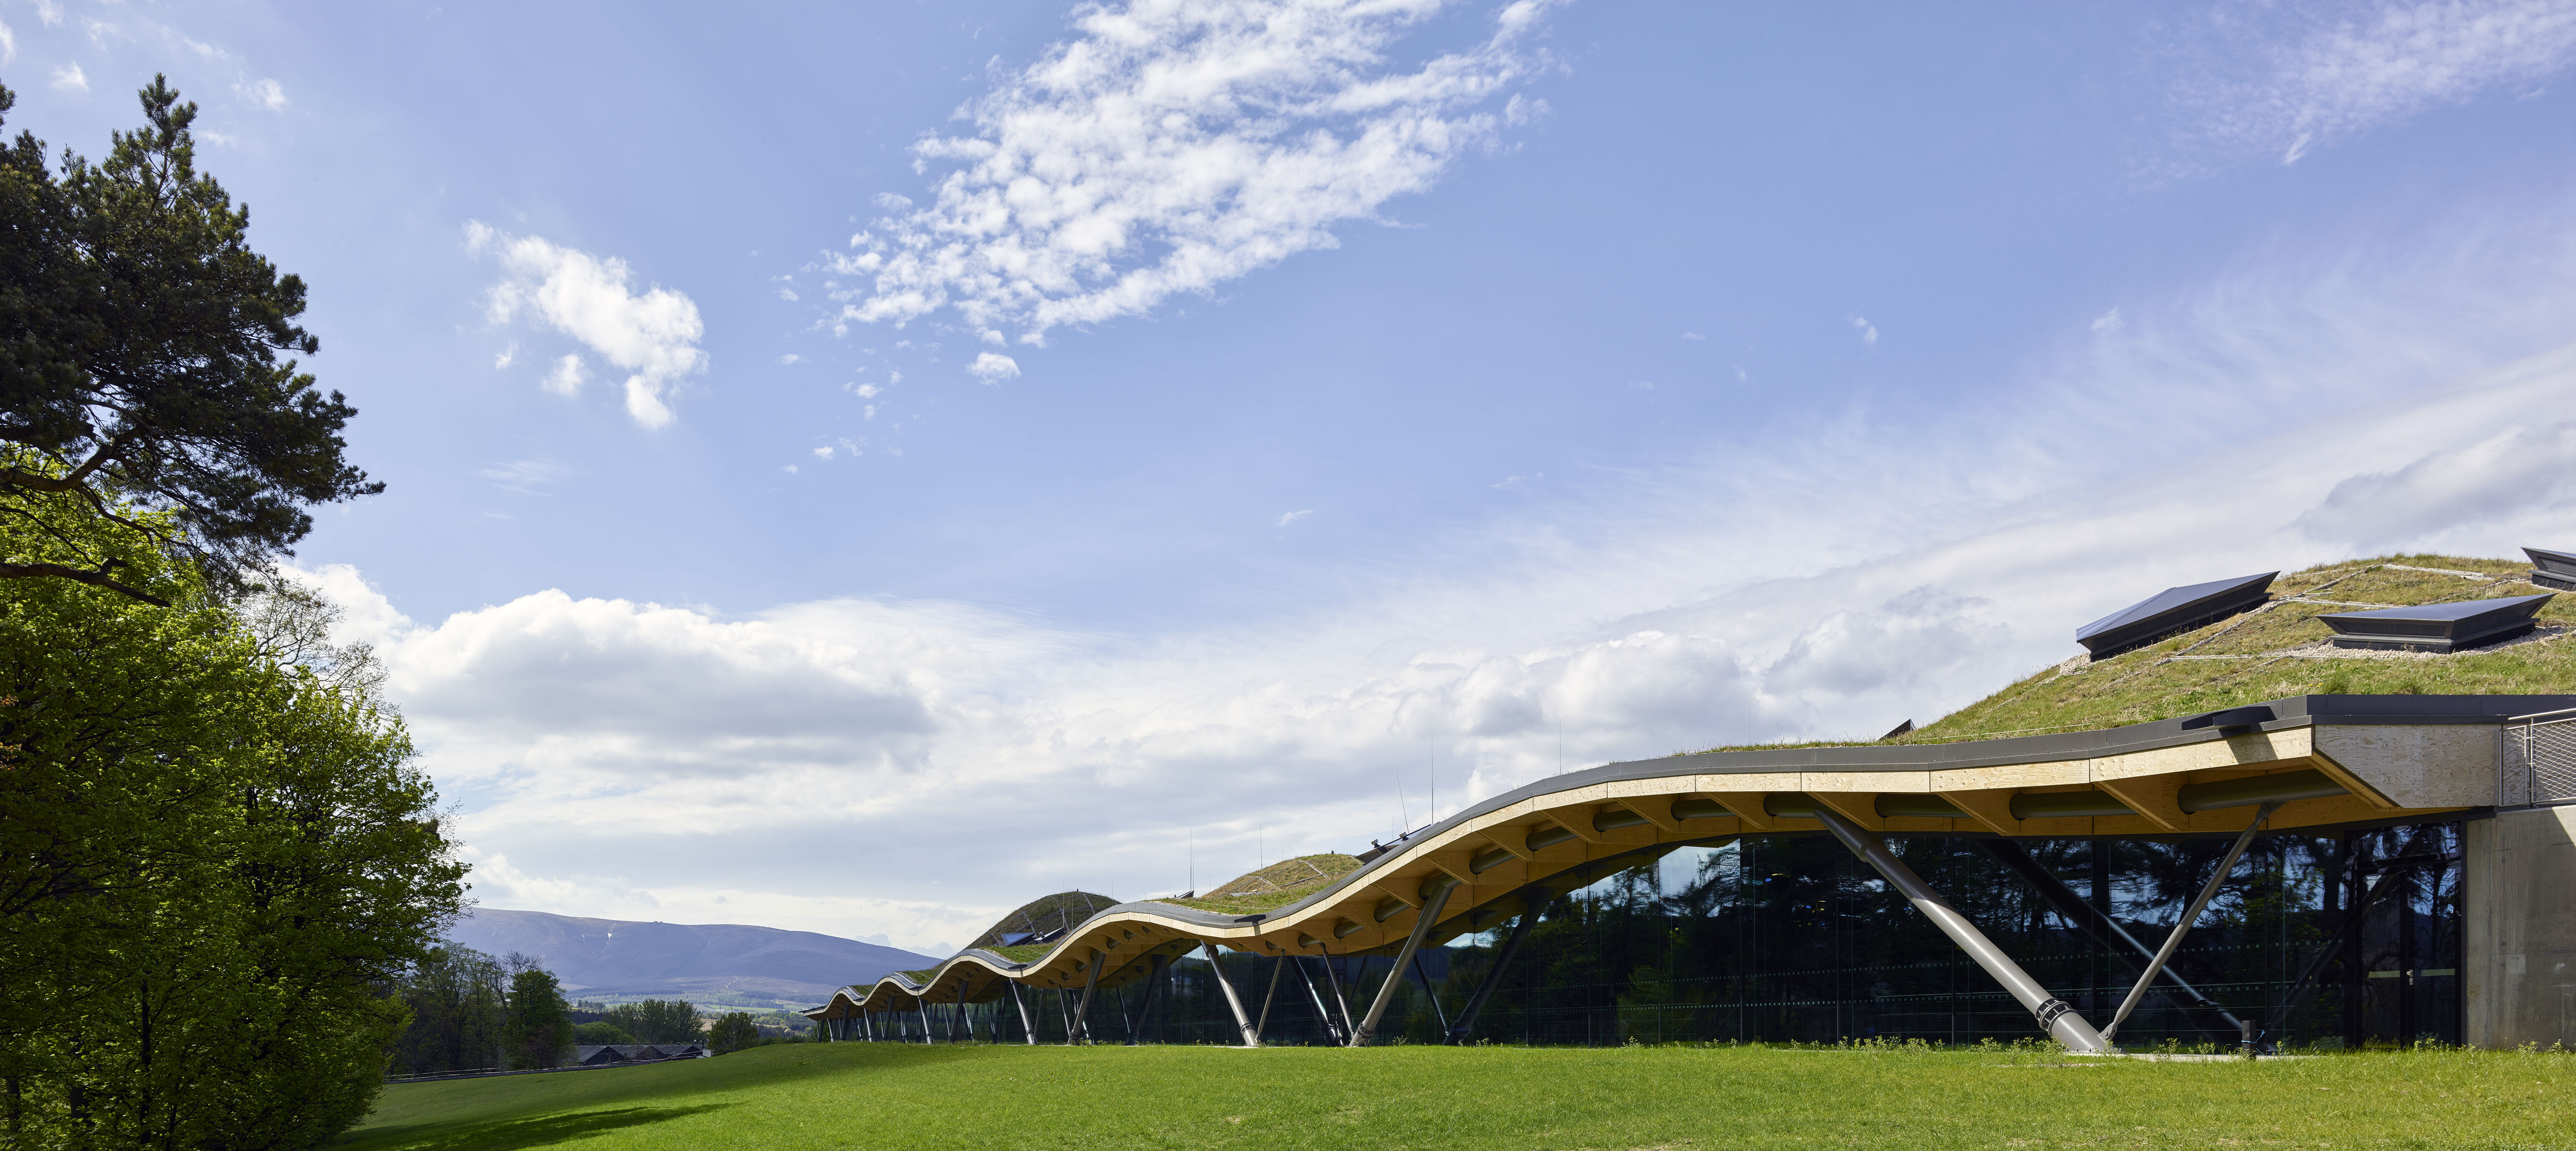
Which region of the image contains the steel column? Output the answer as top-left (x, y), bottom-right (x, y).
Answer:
top-left (1448, 890), bottom-right (1545, 1043)
top-left (1255, 954), bottom-right (1286, 1042)
top-left (1296, 956), bottom-right (1345, 1045)
top-left (2101, 802), bottom-right (2279, 1042)
top-left (1976, 838), bottom-right (2247, 1041)
top-left (1411, 953), bottom-right (1449, 1035)
top-left (1067, 949), bottom-right (1104, 1045)
top-left (1812, 807), bottom-right (2109, 1053)
top-left (1010, 981), bottom-right (1036, 1045)
top-left (1352, 878), bottom-right (1455, 1046)
top-left (1200, 943), bottom-right (1262, 1047)
top-left (1134, 954), bottom-right (1171, 1043)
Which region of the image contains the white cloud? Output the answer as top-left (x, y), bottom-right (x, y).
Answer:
top-left (34, 2), bottom-right (60, 28)
top-left (2162, 0), bottom-right (2576, 175)
top-left (2091, 307), bottom-right (2123, 333)
top-left (467, 221), bottom-right (706, 430)
top-left (543, 354), bottom-right (586, 397)
top-left (50, 62), bottom-right (85, 93)
top-left (828, 0), bottom-right (1561, 341)
top-left (1, 20), bottom-right (15, 65)
top-left (1277, 509), bottom-right (1313, 527)
top-left (1850, 316), bottom-right (1878, 346)
top-left (967, 351), bottom-right (1020, 383)
top-left (812, 446), bottom-right (836, 461)
top-left (1682, 332), bottom-right (1706, 341)
top-left (2295, 419), bottom-right (2576, 552)
top-left (855, 383), bottom-right (882, 399)
top-left (236, 77), bottom-right (286, 110)
top-left (494, 342), bottom-right (516, 370)
top-left (306, 191), bottom-right (2576, 951)
top-left (304, 333), bottom-right (2576, 949)
top-left (779, 353), bottom-right (801, 365)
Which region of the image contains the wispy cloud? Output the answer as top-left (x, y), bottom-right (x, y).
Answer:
top-left (49, 62), bottom-right (85, 93)
top-left (2160, 0), bottom-right (2576, 175)
top-left (468, 221), bottom-right (706, 428)
top-left (235, 77), bottom-right (285, 110)
top-left (476, 458), bottom-right (577, 495)
top-left (1277, 509), bottom-right (1313, 527)
top-left (1850, 315), bottom-right (1878, 346)
top-left (827, 0), bottom-right (1561, 343)
top-left (319, 160), bottom-right (2576, 950)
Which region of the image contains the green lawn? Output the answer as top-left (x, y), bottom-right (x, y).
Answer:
top-left (340, 1042), bottom-right (2576, 1150)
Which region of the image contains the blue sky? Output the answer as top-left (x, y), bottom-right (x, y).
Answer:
top-left (7, 1), bottom-right (2575, 953)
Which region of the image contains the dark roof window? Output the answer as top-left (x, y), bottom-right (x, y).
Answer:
top-left (2075, 572), bottom-right (2277, 659)
top-left (2528, 546), bottom-right (2574, 592)
top-left (2319, 593), bottom-right (2554, 654)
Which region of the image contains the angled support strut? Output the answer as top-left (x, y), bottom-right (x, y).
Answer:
top-left (1066, 948), bottom-right (1103, 1045)
top-left (2101, 802), bottom-right (2279, 1042)
top-left (1200, 942), bottom-right (1262, 1047)
top-left (1975, 839), bottom-right (2248, 1042)
top-left (1812, 806), bottom-right (2110, 1053)
top-left (1351, 877), bottom-right (1456, 1046)
top-left (1447, 885), bottom-right (1548, 1043)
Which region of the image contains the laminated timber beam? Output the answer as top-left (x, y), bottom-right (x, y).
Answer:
top-left (801, 693), bottom-right (2564, 1046)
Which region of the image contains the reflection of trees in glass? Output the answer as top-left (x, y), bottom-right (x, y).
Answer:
top-left (1420, 827), bottom-right (2463, 1049)
top-left (1067, 825), bottom-right (2462, 1049)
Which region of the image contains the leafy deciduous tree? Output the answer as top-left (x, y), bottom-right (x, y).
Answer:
top-left (0, 453), bottom-right (463, 1148)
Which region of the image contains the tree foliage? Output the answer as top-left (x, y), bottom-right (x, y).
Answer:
top-left (706, 1012), bottom-right (759, 1055)
top-left (0, 77), bottom-right (379, 603)
top-left (501, 961), bottom-right (573, 1071)
top-left (600, 999), bottom-right (703, 1045)
top-left (0, 460), bottom-right (464, 1148)
top-left (385, 946), bottom-right (507, 1076)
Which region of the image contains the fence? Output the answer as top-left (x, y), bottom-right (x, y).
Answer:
top-left (2505, 707), bottom-right (2576, 807)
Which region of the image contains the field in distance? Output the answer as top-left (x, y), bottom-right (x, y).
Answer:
top-left (341, 1042), bottom-right (2573, 1150)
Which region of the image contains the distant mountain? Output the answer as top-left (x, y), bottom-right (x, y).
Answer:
top-left (448, 908), bottom-right (938, 1011)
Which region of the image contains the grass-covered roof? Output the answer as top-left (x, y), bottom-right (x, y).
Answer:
top-left (1703, 554), bottom-right (2570, 754)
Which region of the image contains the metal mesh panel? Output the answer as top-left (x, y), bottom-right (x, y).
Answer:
top-left (2518, 718), bottom-right (2576, 805)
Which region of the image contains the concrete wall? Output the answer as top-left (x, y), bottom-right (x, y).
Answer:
top-left (2465, 805), bottom-right (2576, 1049)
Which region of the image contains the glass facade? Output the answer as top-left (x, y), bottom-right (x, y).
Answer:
top-left (890, 821), bottom-right (2464, 1050)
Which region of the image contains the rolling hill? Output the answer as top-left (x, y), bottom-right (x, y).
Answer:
top-left (448, 908), bottom-right (937, 1011)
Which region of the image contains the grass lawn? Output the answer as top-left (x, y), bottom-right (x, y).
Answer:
top-left (339, 1042), bottom-right (2576, 1150)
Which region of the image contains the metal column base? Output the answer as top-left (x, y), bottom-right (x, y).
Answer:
top-left (1812, 807), bottom-right (2110, 1053)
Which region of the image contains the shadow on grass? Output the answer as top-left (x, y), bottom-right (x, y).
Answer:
top-left (344, 1104), bottom-right (730, 1151)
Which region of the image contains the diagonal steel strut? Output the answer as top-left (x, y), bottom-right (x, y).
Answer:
top-left (1812, 806), bottom-right (2110, 1053)
top-left (2101, 802), bottom-right (2279, 1042)
top-left (1976, 838), bottom-right (2248, 1042)
top-left (1351, 877), bottom-right (1455, 1046)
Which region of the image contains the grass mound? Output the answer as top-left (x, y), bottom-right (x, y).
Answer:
top-left (1700, 554), bottom-right (2572, 753)
top-left (339, 1041), bottom-right (2576, 1149)
top-left (1164, 854), bottom-right (1363, 915)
